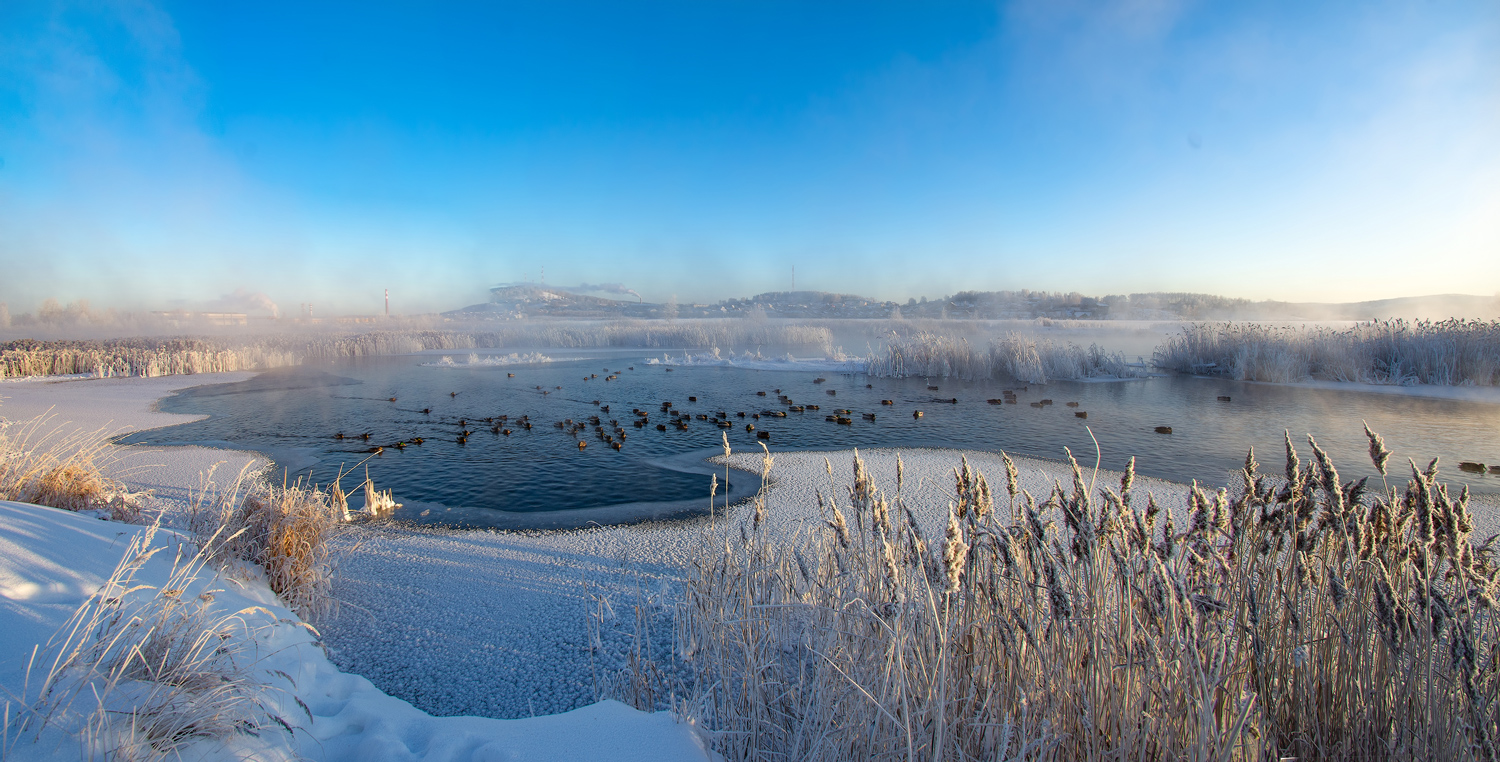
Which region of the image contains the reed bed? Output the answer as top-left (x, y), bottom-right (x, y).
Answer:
top-left (0, 320), bottom-right (835, 379)
top-left (865, 331), bottom-right (1144, 383)
top-left (1155, 319), bottom-right (1500, 386)
top-left (0, 413), bottom-right (147, 522)
top-left (656, 433), bottom-right (1499, 760)
top-left (5, 526), bottom-right (295, 760)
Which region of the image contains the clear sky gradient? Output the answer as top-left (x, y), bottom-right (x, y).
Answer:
top-left (1, 1), bottom-right (1497, 315)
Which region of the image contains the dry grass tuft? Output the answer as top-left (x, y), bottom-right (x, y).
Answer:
top-left (644, 433), bottom-right (1500, 760)
top-left (4, 525), bottom-right (296, 760)
top-left (0, 412), bottom-right (149, 522)
top-left (186, 465), bottom-right (350, 622)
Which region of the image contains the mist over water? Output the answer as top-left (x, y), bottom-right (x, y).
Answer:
top-left (121, 348), bottom-right (1500, 529)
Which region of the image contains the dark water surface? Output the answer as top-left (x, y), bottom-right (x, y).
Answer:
top-left (121, 350), bottom-right (1500, 527)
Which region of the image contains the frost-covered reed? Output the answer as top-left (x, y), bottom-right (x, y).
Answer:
top-left (5, 526), bottom-right (296, 760)
top-left (655, 436), bottom-right (1499, 760)
top-left (0, 320), bottom-right (835, 379)
top-left (185, 466), bottom-right (352, 622)
top-left (865, 331), bottom-right (1145, 383)
top-left (1155, 319), bottom-right (1500, 385)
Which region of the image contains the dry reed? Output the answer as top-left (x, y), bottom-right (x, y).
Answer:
top-left (0, 412), bottom-right (148, 522)
top-left (185, 465), bottom-right (350, 622)
top-left (640, 432), bottom-right (1498, 760)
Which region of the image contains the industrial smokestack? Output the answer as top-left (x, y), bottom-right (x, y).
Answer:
top-left (385, 289), bottom-right (389, 317)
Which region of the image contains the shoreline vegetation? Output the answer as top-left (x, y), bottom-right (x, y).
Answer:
top-left (4, 317), bottom-right (1497, 388)
top-left (1154, 319), bottom-right (1500, 386)
top-left (615, 441), bottom-right (1500, 760)
top-left (865, 330), bottom-right (1145, 384)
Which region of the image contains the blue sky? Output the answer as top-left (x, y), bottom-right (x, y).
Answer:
top-left (1, 0), bottom-right (1496, 316)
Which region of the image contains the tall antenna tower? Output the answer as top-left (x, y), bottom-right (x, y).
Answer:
top-left (384, 289), bottom-right (389, 317)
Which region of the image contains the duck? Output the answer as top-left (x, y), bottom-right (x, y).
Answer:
top-left (913, 411), bottom-right (923, 419)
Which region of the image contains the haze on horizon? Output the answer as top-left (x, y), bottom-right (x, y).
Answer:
top-left (1, 1), bottom-right (1497, 317)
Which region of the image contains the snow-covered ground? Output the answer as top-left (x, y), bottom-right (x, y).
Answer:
top-left (5, 370), bottom-right (1497, 759)
top-left (0, 501), bottom-right (710, 761)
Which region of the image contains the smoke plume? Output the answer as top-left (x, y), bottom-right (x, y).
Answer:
top-left (208, 288), bottom-right (280, 317)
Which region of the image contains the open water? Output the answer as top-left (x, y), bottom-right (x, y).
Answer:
top-left (120, 348), bottom-right (1500, 528)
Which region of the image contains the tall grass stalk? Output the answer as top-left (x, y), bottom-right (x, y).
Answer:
top-left (656, 436), bottom-right (1498, 760)
top-left (1155, 319), bottom-right (1500, 386)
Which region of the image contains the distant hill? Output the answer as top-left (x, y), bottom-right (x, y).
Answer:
top-left (441, 285), bottom-right (1498, 323)
top-left (1269, 294), bottom-right (1500, 321)
top-left (444, 285), bottom-right (659, 320)
top-left (1106, 292), bottom-right (1500, 321)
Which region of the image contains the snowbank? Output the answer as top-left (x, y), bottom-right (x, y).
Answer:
top-left (0, 501), bottom-right (711, 761)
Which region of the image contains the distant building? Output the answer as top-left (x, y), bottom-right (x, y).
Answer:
top-left (151, 311), bottom-right (249, 326)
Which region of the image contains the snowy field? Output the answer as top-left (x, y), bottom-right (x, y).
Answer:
top-left (4, 370), bottom-right (1497, 758)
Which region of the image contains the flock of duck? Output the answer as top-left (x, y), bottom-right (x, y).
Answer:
top-left (330, 365), bottom-right (1207, 456)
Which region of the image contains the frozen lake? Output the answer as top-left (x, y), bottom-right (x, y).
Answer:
top-left (121, 348), bottom-right (1500, 527)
